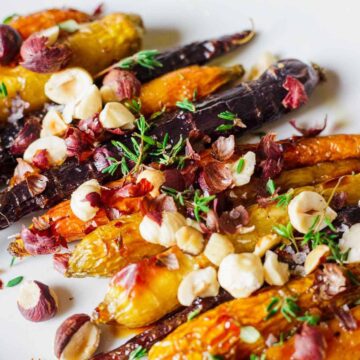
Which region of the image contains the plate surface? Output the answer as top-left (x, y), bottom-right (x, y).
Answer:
top-left (0, 0), bottom-right (359, 358)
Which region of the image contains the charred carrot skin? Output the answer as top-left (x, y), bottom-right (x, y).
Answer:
top-left (132, 31), bottom-right (254, 83)
top-left (149, 264), bottom-right (360, 359)
top-left (0, 59), bottom-right (319, 229)
top-left (92, 290), bottom-right (232, 360)
top-left (265, 306), bottom-right (360, 360)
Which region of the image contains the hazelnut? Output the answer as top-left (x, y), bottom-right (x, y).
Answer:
top-left (288, 191), bottom-right (337, 234)
top-left (54, 313), bottom-right (100, 360)
top-left (228, 151), bottom-right (256, 187)
top-left (99, 102), bottom-right (136, 130)
top-left (218, 253), bottom-right (264, 298)
top-left (263, 250), bottom-right (289, 286)
top-left (100, 85), bottom-right (118, 103)
top-left (73, 85), bottom-right (103, 120)
top-left (40, 109), bottom-right (68, 138)
top-left (45, 68), bottom-right (93, 105)
top-left (36, 26), bottom-right (60, 46)
top-left (17, 280), bottom-right (58, 322)
top-left (139, 211), bottom-right (187, 247)
top-left (177, 267), bottom-right (220, 306)
top-left (304, 245), bottom-right (330, 275)
top-left (253, 234), bottom-right (281, 258)
top-left (0, 24), bottom-right (22, 65)
top-left (102, 69), bottom-right (141, 101)
top-left (20, 34), bottom-right (72, 74)
top-left (137, 168), bottom-right (165, 197)
top-left (70, 179), bottom-right (101, 222)
top-left (204, 233), bottom-right (235, 266)
top-left (23, 136), bottom-right (67, 167)
top-left (339, 223), bottom-right (360, 263)
top-left (175, 226), bottom-right (204, 255)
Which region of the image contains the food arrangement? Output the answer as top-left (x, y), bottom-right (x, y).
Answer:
top-left (1, 5), bottom-right (360, 360)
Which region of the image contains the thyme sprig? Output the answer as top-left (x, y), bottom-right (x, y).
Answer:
top-left (176, 98), bottom-right (196, 112)
top-left (266, 179), bottom-right (293, 207)
top-left (0, 82), bottom-right (8, 98)
top-left (193, 190), bottom-right (216, 222)
top-left (150, 134), bottom-right (185, 168)
top-left (129, 346), bottom-right (147, 360)
top-left (216, 110), bottom-right (245, 132)
top-left (117, 49), bottom-right (162, 70)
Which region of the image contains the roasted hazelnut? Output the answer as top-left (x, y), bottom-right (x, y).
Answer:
top-left (17, 280), bottom-right (58, 322)
top-left (0, 24), bottom-right (22, 65)
top-left (54, 313), bottom-right (101, 360)
top-left (20, 34), bottom-right (72, 73)
top-left (102, 69), bottom-right (141, 101)
top-left (0, 25), bottom-right (22, 65)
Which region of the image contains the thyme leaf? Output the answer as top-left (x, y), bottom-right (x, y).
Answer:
top-left (129, 346), bottom-right (147, 360)
top-left (116, 49), bottom-right (162, 70)
top-left (176, 98), bottom-right (196, 112)
top-left (0, 82), bottom-right (8, 98)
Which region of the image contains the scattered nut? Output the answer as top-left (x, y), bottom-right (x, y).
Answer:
top-left (102, 68), bottom-right (141, 101)
top-left (73, 84), bottom-right (102, 120)
top-left (45, 68), bottom-right (93, 105)
top-left (204, 233), bottom-right (235, 266)
top-left (17, 280), bottom-right (58, 322)
top-left (54, 313), bottom-right (100, 360)
top-left (263, 250), bottom-right (289, 286)
top-left (20, 34), bottom-right (72, 73)
top-left (304, 245), bottom-right (330, 275)
top-left (288, 191), bottom-right (337, 234)
top-left (36, 26), bottom-right (60, 45)
top-left (40, 109), bottom-right (68, 137)
top-left (99, 102), bottom-right (136, 130)
top-left (218, 253), bottom-right (264, 298)
top-left (23, 136), bottom-right (67, 166)
top-left (254, 234), bottom-right (281, 257)
top-left (339, 223), bottom-right (360, 263)
top-left (137, 168), bottom-right (165, 197)
top-left (100, 85), bottom-right (118, 103)
top-left (228, 151), bottom-right (256, 187)
top-left (175, 226), bottom-right (204, 255)
top-left (177, 267), bottom-right (219, 306)
top-left (139, 211), bottom-right (187, 247)
top-left (70, 179), bottom-right (101, 222)
top-left (0, 24), bottom-right (22, 65)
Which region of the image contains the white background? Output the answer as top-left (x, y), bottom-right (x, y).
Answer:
top-left (0, 0), bottom-right (360, 358)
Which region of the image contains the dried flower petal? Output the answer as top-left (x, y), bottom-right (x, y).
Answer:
top-left (53, 253), bottom-right (70, 274)
top-left (156, 252), bottom-right (179, 270)
top-left (185, 139), bottom-right (201, 161)
top-left (211, 135), bottom-right (235, 161)
top-left (219, 205), bottom-right (250, 234)
top-left (102, 69), bottom-right (141, 101)
top-left (93, 147), bottom-right (114, 172)
top-left (78, 114), bottom-right (104, 139)
top-left (282, 75), bottom-right (309, 110)
top-left (21, 226), bottom-right (60, 255)
top-left (12, 158), bottom-right (36, 185)
top-left (32, 216), bottom-right (50, 231)
top-left (20, 36), bottom-right (72, 73)
top-left (163, 169), bottom-right (185, 192)
top-left (10, 116), bottom-right (41, 155)
top-left (333, 304), bottom-right (358, 331)
top-left (290, 117), bottom-right (327, 137)
top-left (293, 324), bottom-right (327, 360)
top-left (65, 127), bottom-right (93, 160)
top-left (85, 192), bottom-right (102, 208)
top-left (198, 161), bottom-right (232, 194)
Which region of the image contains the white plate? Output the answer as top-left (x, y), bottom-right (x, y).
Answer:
top-left (0, 0), bottom-right (359, 358)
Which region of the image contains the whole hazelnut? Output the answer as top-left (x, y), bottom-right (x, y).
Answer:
top-left (54, 313), bottom-right (101, 360)
top-left (102, 69), bottom-right (141, 101)
top-left (0, 24), bottom-right (22, 65)
top-left (17, 280), bottom-right (58, 322)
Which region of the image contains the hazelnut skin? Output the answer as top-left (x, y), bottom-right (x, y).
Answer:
top-left (0, 24), bottom-right (22, 65)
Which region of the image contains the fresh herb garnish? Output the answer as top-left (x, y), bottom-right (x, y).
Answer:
top-left (250, 354), bottom-right (266, 360)
top-left (216, 111), bottom-right (240, 132)
top-left (6, 276), bottom-right (23, 287)
top-left (297, 312), bottom-right (320, 326)
top-left (193, 88), bottom-right (198, 101)
top-left (0, 82), bottom-right (8, 98)
top-left (129, 346), bottom-right (147, 360)
top-left (274, 190), bottom-right (293, 208)
top-left (58, 19), bottom-right (80, 32)
top-left (161, 186), bottom-right (187, 206)
top-left (10, 256), bottom-right (16, 267)
top-left (193, 190), bottom-right (216, 222)
top-left (266, 179), bottom-right (276, 195)
top-left (151, 134), bottom-right (185, 168)
top-left (273, 222), bottom-right (298, 250)
top-left (149, 105), bottom-right (166, 120)
top-left (187, 308), bottom-right (201, 321)
top-left (116, 49), bottom-right (162, 70)
top-left (2, 13), bottom-right (18, 24)
top-left (125, 98), bottom-right (142, 115)
top-left (236, 158), bottom-right (245, 173)
top-left (264, 296), bottom-right (300, 322)
top-left (347, 270), bottom-right (360, 286)
top-left (208, 355), bottom-right (224, 360)
top-left (176, 98), bottom-right (196, 112)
